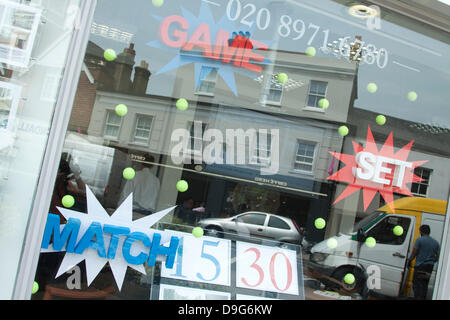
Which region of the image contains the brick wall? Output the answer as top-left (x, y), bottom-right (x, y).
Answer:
top-left (68, 71), bottom-right (97, 133)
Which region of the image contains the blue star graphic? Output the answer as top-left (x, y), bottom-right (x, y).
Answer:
top-left (147, 1), bottom-right (272, 96)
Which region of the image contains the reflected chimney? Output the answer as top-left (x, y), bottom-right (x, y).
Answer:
top-left (133, 60), bottom-right (151, 95)
top-left (113, 43), bottom-right (136, 92)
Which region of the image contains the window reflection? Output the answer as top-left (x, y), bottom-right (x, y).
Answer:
top-left (31, 0), bottom-right (450, 301)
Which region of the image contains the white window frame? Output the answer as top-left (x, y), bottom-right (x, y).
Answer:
top-left (195, 66), bottom-right (218, 96)
top-left (187, 121), bottom-right (207, 163)
top-left (411, 167), bottom-right (432, 197)
top-left (250, 131), bottom-right (272, 166)
top-left (263, 74), bottom-right (283, 105)
top-left (132, 113), bottom-right (153, 145)
top-left (306, 80), bottom-right (328, 108)
top-left (0, 80), bottom-right (21, 132)
top-left (40, 74), bottom-right (60, 102)
top-left (103, 109), bottom-right (121, 140)
top-left (293, 140), bottom-right (317, 173)
top-left (0, 0), bottom-right (41, 68)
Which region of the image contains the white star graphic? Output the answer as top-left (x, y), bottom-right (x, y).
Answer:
top-left (41, 186), bottom-right (177, 290)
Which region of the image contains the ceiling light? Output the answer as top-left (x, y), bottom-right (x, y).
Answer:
top-left (348, 4), bottom-right (378, 19)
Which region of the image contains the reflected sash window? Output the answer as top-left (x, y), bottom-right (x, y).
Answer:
top-left (294, 141), bottom-right (316, 172)
top-left (265, 74), bottom-right (283, 104)
top-left (306, 80), bottom-right (327, 108)
top-left (196, 66), bottom-right (218, 95)
top-left (251, 131), bottom-right (272, 165)
top-left (103, 110), bottom-right (121, 139)
top-left (411, 168), bottom-right (432, 197)
top-left (188, 120), bottom-right (207, 153)
top-left (133, 114), bottom-right (153, 144)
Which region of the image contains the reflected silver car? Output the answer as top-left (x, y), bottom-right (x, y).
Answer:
top-left (198, 211), bottom-right (303, 244)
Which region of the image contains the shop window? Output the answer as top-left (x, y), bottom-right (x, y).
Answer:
top-left (411, 168), bottom-right (432, 197)
top-left (294, 140), bottom-right (316, 172)
top-left (306, 80), bottom-right (327, 108)
top-left (196, 66), bottom-right (217, 95)
top-left (366, 216), bottom-right (411, 245)
top-left (103, 110), bottom-right (121, 140)
top-left (236, 213), bottom-right (267, 226)
top-left (268, 216), bottom-right (290, 230)
top-left (132, 114), bottom-right (153, 145)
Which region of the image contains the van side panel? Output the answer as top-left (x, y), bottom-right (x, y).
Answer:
top-left (421, 213), bottom-right (445, 299)
top-left (421, 213), bottom-right (445, 246)
top-left (402, 211), bottom-right (445, 297)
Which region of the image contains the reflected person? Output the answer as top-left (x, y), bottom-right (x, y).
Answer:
top-left (119, 154), bottom-right (160, 216)
top-left (407, 224), bottom-right (440, 300)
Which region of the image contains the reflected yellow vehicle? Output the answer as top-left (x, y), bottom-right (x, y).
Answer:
top-left (309, 197), bottom-right (447, 299)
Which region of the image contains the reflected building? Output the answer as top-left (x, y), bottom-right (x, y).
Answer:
top-left (67, 40), bottom-right (359, 244)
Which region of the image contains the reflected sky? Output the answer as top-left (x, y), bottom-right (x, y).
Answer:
top-left (89, 0), bottom-right (450, 127)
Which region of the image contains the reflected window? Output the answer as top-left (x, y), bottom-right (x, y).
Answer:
top-left (103, 110), bottom-right (121, 139)
top-left (0, 110), bottom-right (8, 128)
top-left (268, 216), bottom-right (290, 230)
top-left (265, 75), bottom-right (283, 104)
top-left (251, 132), bottom-right (272, 165)
top-left (294, 140), bottom-right (316, 172)
top-left (411, 168), bottom-right (432, 197)
top-left (306, 80), bottom-right (327, 108)
top-left (133, 114), bottom-right (153, 144)
top-left (188, 120), bottom-right (207, 154)
top-left (237, 213), bottom-right (267, 226)
top-left (366, 216), bottom-right (411, 245)
top-left (196, 66), bottom-right (217, 95)
top-left (40, 74), bottom-right (59, 102)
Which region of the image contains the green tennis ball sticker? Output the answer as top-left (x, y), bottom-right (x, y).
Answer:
top-left (305, 46), bottom-right (316, 57)
top-left (152, 0), bottom-right (164, 7)
top-left (408, 91), bottom-right (418, 102)
top-left (32, 281), bottom-right (39, 294)
top-left (115, 104), bottom-right (128, 117)
top-left (314, 218), bottom-right (326, 230)
top-left (176, 98), bottom-right (188, 111)
top-left (62, 195), bottom-right (75, 208)
top-left (365, 237), bottom-right (376, 248)
top-left (376, 115), bottom-right (386, 125)
top-left (192, 227), bottom-right (204, 238)
top-left (367, 83), bottom-right (378, 93)
top-left (327, 238), bottom-right (338, 249)
top-left (176, 180), bottom-right (188, 192)
top-left (344, 273), bottom-right (355, 285)
top-left (123, 167), bottom-right (135, 180)
top-left (338, 125), bottom-right (349, 136)
top-left (277, 73), bottom-right (288, 84)
top-left (393, 225), bottom-right (404, 236)
top-left (104, 49), bottom-right (117, 62)
top-left (318, 98), bottom-right (329, 109)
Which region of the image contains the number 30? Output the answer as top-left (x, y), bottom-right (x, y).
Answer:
top-left (241, 247), bottom-right (293, 291)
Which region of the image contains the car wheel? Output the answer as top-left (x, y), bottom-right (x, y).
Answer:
top-left (330, 266), bottom-right (366, 296)
top-left (205, 226), bottom-right (224, 238)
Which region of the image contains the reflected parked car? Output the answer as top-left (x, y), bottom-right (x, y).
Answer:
top-left (198, 211), bottom-right (303, 244)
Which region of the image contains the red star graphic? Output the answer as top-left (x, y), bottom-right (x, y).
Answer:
top-left (328, 126), bottom-right (427, 212)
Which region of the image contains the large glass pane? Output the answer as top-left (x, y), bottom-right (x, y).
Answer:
top-left (0, 0), bottom-right (82, 299)
top-left (31, 0), bottom-right (450, 301)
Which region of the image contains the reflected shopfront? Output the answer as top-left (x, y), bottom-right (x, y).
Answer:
top-left (2, 0), bottom-right (450, 300)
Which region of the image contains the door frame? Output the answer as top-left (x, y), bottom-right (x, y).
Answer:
top-left (12, 0), bottom-right (97, 300)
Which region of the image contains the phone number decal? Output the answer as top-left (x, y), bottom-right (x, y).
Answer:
top-left (226, 0), bottom-right (388, 69)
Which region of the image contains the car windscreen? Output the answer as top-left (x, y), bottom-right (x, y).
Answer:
top-left (349, 211), bottom-right (386, 234)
